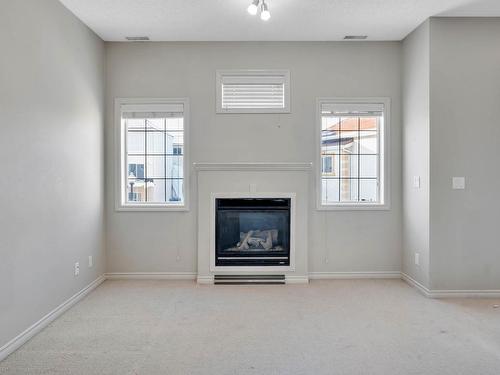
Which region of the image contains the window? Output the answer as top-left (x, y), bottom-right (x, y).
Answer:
top-left (317, 98), bottom-right (389, 209)
top-left (172, 145), bottom-right (183, 155)
top-left (321, 155), bottom-right (335, 175)
top-left (216, 70), bottom-right (290, 113)
top-left (115, 98), bottom-right (189, 210)
top-left (128, 163), bottom-right (144, 179)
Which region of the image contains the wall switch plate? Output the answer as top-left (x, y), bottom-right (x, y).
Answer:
top-left (413, 176), bottom-right (421, 189)
top-left (415, 252), bottom-right (420, 266)
top-left (74, 262), bottom-right (80, 276)
top-left (452, 177), bottom-right (465, 190)
top-left (88, 256), bottom-right (93, 268)
top-left (249, 183), bottom-right (257, 193)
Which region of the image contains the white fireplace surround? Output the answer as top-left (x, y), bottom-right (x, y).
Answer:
top-left (210, 192), bottom-right (296, 273)
top-left (195, 162), bottom-right (311, 284)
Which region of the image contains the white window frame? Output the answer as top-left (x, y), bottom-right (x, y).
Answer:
top-left (114, 98), bottom-right (190, 211)
top-left (216, 69), bottom-right (290, 114)
top-left (316, 97), bottom-right (391, 211)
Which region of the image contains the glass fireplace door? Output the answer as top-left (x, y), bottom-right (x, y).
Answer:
top-left (215, 198), bottom-right (291, 267)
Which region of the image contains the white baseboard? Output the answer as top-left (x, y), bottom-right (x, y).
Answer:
top-left (401, 273), bottom-right (500, 298)
top-left (0, 275), bottom-right (105, 362)
top-left (309, 271), bottom-right (401, 280)
top-left (400, 272), bottom-right (431, 297)
top-left (197, 276), bottom-right (214, 284)
top-left (428, 289), bottom-right (500, 298)
top-left (105, 272), bottom-right (197, 280)
top-left (285, 275), bottom-right (309, 284)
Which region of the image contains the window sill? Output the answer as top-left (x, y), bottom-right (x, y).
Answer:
top-left (317, 203), bottom-right (390, 211)
top-left (115, 203), bottom-right (189, 212)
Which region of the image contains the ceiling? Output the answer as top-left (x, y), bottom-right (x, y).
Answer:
top-left (59, 0), bottom-right (500, 41)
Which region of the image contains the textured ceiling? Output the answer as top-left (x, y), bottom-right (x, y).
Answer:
top-left (59, 0), bottom-right (500, 41)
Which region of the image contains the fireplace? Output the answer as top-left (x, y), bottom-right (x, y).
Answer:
top-left (215, 198), bottom-right (291, 267)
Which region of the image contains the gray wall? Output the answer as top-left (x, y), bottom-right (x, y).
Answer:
top-left (402, 21), bottom-right (431, 287)
top-left (105, 42), bottom-right (402, 274)
top-left (0, 0), bottom-right (105, 348)
top-left (429, 18), bottom-right (500, 290)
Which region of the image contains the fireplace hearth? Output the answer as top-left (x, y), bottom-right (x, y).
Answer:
top-left (215, 198), bottom-right (291, 267)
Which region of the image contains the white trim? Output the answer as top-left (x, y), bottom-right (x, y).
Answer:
top-left (105, 272), bottom-right (196, 280)
top-left (315, 97), bottom-right (391, 211)
top-left (197, 276), bottom-right (215, 284)
top-left (316, 203), bottom-right (391, 211)
top-left (428, 290), bottom-right (500, 298)
top-left (400, 273), bottom-right (431, 297)
top-left (309, 271), bottom-right (401, 279)
top-left (194, 162), bottom-right (312, 172)
top-left (115, 204), bottom-right (189, 212)
top-left (285, 276), bottom-right (310, 284)
top-left (104, 272), bottom-right (500, 296)
top-left (401, 273), bottom-right (500, 298)
top-left (209, 192), bottom-right (296, 273)
top-left (216, 69), bottom-right (290, 114)
top-left (114, 97), bottom-right (190, 212)
top-left (0, 275), bottom-right (105, 362)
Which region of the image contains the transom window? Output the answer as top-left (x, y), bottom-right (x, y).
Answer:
top-left (317, 98), bottom-right (389, 209)
top-left (216, 70), bottom-right (290, 113)
top-left (116, 99), bottom-right (189, 210)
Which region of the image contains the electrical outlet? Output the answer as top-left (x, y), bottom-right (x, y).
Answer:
top-left (415, 252), bottom-right (420, 266)
top-left (88, 256), bottom-right (93, 268)
top-left (324, 258), bottom-right (329, 264)
top-left (74, 262), bottom-right (80, 276)
top-left (176, 255), bottom-right (181, 262)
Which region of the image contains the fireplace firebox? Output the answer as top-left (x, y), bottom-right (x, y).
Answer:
top-left (215, 198), bottom-right (291, 267)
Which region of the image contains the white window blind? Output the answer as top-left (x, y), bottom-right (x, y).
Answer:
top-left (216, 70), bottom-right (290, 113)
top-left (121, 103), bottom-right (184, 119)
top-left (321, 102), bottom-right (384, 116)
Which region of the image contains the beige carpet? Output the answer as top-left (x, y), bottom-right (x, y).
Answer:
top-left (1, 279), bottom-right (499, 375)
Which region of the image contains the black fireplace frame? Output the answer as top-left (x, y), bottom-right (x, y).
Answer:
top-left (215, 197), bottom-right (291, 267)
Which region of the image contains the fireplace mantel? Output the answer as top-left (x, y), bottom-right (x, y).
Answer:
top-left (195, 162), bottom-right (310, 284)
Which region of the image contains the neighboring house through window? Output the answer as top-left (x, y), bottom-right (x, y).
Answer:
top-left (115, 98), bottom-right (189, 210)
top-left (317, 98), bottom-right (389, 209)
top-left (172, 145), bottom-right (183, 155)
top-left (321, 155), bottom-right (335, 175)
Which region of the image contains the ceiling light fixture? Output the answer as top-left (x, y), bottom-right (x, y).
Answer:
top-left (247, 0), bottom-right (271, 21)
top-left (247, 0), bottom-right (259, 15)
top-left (260, 2), bottom-right (271, 21)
